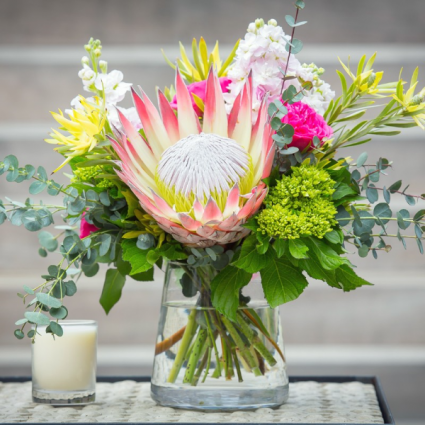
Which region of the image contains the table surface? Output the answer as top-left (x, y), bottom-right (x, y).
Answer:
top-left (0, 380), bottom-right (386, 424)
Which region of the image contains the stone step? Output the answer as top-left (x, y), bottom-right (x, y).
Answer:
top-left (1, 272), bottom-right (424, 348)
top-left (1, 0), bottom-right (425, 45)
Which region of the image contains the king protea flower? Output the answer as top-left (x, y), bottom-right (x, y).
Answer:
top-left (109, 69), bottom-right (275, 247)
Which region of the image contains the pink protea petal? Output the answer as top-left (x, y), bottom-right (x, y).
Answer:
top-left (249, 96), bottom-right (268, 169)
top-left (230, 77), bottom-right (252, 151)
top-left (203, 68), bottom-right (228, 137)
top-left (176, 69), bottom-right (202, 137)
top-left (178, 213), bottom-right (203, 232)
top-left (158, 89), bottom-right (180, 143)
top-left (202, 198), bottom-right (223, 223)
top-left (217, 213), bottom-right (240, 231)
top-left (150, 190), bottom-right (179, 221)
top-left (115, 107), bottom-right (158, 175)
top-left (223, 184), bottom-right (240, 218)
top-left (252, 188), bottom-right (268, 214)
top-left (131, 89), bottom-right (165, 160)
top-left (196, 226), bottom-right (216, 238)
top-left (217, 231), bottom-right (237, 244)
top-left (228, 89), bottom-right (242, 136)
top-left (138, 88), bottom-right (173, 151)
top-left (237, 193), bottom-right (257, 220)
top-left (193, 198), bottom-right (204, 222)
top-left (261, 143), bottom-right (276, 180)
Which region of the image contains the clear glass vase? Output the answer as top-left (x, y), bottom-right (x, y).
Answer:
top-left (151, 262), bottom-right (289, 411)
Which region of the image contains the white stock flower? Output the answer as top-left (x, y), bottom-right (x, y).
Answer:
top-left (298, 63), bottom-right (335, 116)
top-left (78, 64), bottom-right (96, 87)
top-left (94, 70), bottom-right (132, 104)
top-left (225, 19), bottom-right (335, 118)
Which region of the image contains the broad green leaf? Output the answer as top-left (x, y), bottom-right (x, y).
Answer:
top-left (304, 238), bottom-right (351, 271)
top-left (324, 229), bottom-right (344, 245)
top-left (130, 268), bottom-right (154, 282)
top-left (211, 265), bottom-right (252, 321)
top-left (260, 253), bottom-right (308, 307)
top-left (100, 269), bottom-right (126, 314)
top-left (232, 234), bottom-right (272, 273)
top-left (273, 238), bottom-right (288, 258)
top-left (334, 265), bottom-right (373, 291)
top-left (288, 239), bottom-right (309, 259)
top-left (121, 239), bottom-right (153, 275)
top-left (299, 253), bottom-right (338, 287)
top-left (332, 183), bottom-right (358, 200)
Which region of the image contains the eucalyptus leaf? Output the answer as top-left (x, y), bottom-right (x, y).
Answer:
top-left (14, 330), bottom-right (25, 340)
top-left (373, 203), bottom-right (392, 225)
top-left (28, 181), bottom-right (47, 196)
top-left (36, 292), bottom-right (62, 308)
top-left (49, 321), bottom-right (63, 337)
top-left (383, 186), bottom-right (391, 203)
top-left (356, 152), bottom-right (368, 168)
top-left (65, 280), bottom-right (77, 296)
top-left (24, 311), bottom-right (50, 326)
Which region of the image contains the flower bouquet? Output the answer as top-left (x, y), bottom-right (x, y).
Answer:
top-left (2, 0), bottom-right (425, 411)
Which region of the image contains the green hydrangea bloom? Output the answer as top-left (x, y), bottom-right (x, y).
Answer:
top-left (72, 165), bottom-right (114, 189)
top-left (258, 165), bottom-right (337, 239)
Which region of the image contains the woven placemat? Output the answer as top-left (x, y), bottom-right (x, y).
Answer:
top-left (0, 381), bottom-right (384, 423)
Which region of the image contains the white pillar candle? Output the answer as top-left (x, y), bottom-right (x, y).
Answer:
top-left (32, 320), bottom-right (97, 392)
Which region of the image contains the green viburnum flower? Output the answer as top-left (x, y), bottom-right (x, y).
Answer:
top-left (257, 165), bottom-right (337, 239)
top-left (71, 165), bottom-right (114, 188)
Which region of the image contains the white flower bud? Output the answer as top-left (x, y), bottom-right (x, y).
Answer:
top-left (81, 56), bottom-right (90, 66)
top-left (99, 60), bottom-right (108, 74)
top-left (84, 44), bottom-right (91, 52)
top-left (268, 19), bottom-right (277, 26)
top-left (247, 22), bottom-right (256, 33)
top-left (94, 48), bottom-right (102, 57)
top-left (255, 18), bottom-right (264, 28)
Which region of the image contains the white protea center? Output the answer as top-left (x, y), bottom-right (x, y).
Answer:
top-left (155, 133), bottom-right (254, 213)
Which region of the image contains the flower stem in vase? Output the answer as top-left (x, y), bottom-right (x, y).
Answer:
top-left (167, 309), bottom-right (198, 383)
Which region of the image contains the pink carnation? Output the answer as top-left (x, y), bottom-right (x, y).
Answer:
top-left (282, 101), bottom-right (333, 151)
top-left (79, 214), bottom-right (99, 239)
top-left (170, 77), bottom-right (232, 116)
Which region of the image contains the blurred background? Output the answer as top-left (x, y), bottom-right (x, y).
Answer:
top-left (0, 0), bottom-right (424, 423)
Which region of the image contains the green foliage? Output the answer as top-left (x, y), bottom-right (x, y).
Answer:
top-left (99, 269), bottom-right (126, 314)
top-left (260, 251), bottom-right (309, 307)
top-left (232, 234), bottom-right (271, 273)
top-left (211, 265), bottom-right (252, 321)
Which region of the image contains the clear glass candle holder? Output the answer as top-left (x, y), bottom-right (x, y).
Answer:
top-left (31, 320), bottom-right (97, 405)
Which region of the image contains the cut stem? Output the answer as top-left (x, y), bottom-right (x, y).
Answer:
top-left (183, 328), bottom-right (208, 384)
top-left (167, 309), bottom-right (198, 383)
